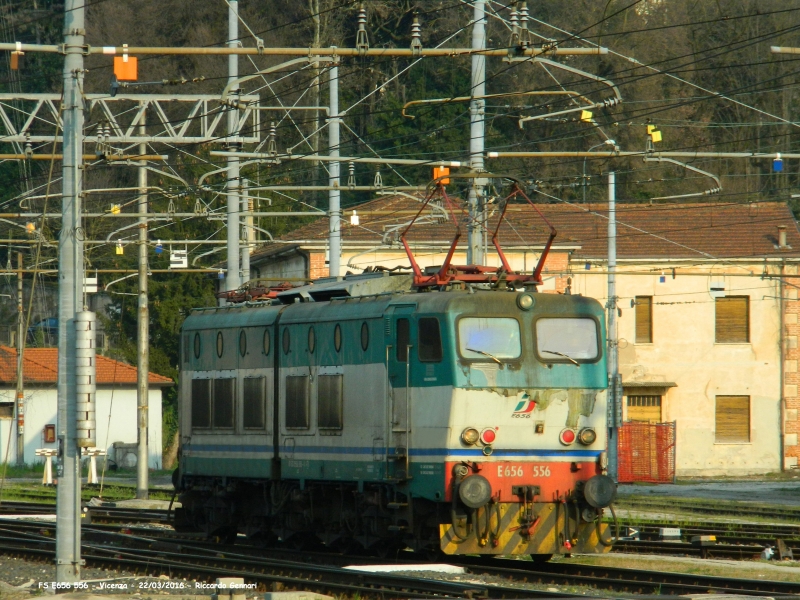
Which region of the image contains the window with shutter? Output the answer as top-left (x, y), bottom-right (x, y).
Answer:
top-left (715, 296), bottom-right (749, 343)
top-left (626, 395), bottom-right (661, 422)
top-left (635, 296), bottom-right (653, 343)
top-left (715, 395), bottom-right (750, 443)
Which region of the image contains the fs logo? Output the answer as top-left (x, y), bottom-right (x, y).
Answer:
top-left (512, 399), bottom-right (536, 418)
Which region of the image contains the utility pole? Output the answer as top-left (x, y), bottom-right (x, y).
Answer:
top-left (225, 0), bottom-right (241, 296)
top-left (56, 0), bottom-right (85, 582)
top-left (15, 252), bottom-right (23, 466)
top-left (328, 57), bottom-right (341, 277)
top-left (136, 106), bottom-right (149, 499)
top-left (241, 178), bottom-right (251, 282)
top-left (606, 171), bottom-right (619, 481)
top-left (468, 0), bottom-right (486, 266)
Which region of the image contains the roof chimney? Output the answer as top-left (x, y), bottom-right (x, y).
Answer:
top-left (778, 225), bottom-right (788, 250)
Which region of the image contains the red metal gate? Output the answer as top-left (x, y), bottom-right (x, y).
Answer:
top-left (617, 422), bottom-right (676, 483)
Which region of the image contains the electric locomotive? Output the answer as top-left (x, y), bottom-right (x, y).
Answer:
top-left (174, 182), bottom-right (616, 557)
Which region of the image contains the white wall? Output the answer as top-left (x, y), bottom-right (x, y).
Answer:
top-left (572, 266), bottom-right (782, 476)
top-left (0, 386), bottom-right (163, 469)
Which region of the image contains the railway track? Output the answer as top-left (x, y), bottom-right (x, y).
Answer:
top-left (616, 497), bottom-right (800, 521)
top-left (1, 516), bottom-right (798, 596)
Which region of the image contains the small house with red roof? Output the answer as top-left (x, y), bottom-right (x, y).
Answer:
top-left (238, 196), bottom-right (800, 478)
top-left (0, 347), bottom-right (173, 467)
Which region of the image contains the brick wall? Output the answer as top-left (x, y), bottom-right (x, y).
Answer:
top-left (784, 269), bottom-right (800, 469)
top-left (309, 252), bottom-right (328, 280)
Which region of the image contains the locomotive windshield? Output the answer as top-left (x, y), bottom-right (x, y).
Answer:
top-left (458, 317), bottom-right (521, 361)
top-left (535, 317), bottom-right (599, 361)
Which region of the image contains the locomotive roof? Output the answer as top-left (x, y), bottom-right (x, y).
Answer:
top-left (184, 284), bottom-right (603, 331)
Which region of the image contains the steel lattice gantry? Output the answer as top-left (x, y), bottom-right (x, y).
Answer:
top-left (0, 93), bottom-right (262, 146)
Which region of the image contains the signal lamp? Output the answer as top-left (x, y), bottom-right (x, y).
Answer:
top-left (461, 427), bottom-right (480, 445)
top-left (482, 445), bottom-right (493, 456)
top-left (559, 428), bottom-right (576, 446)
top-left (578, 428), bottom-right (597, 445)
top-left (480, 428), bottom-right (496, 445)
top-left (517, 293), bottom-right (534, 310)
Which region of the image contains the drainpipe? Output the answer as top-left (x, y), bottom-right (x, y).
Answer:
top-left (780, 259), bottom-right (786, 471)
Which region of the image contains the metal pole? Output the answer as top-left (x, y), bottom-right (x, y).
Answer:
top-left (241, 179), bottom-right (251, 283)
top-left (225, 0), bottom-right (241, 296)
top-left (15, 252), bottom-right (23, 465)
top-left (328, 58), bottom-right (341, 277)
top-left (468, 0), bottom-right (486, 265)
top-left (56, 0), bottom-right (85, 581)
top-left (606, 171), bottom-right (619, 481)
top-left (136, 106), bottom-right (149, 499)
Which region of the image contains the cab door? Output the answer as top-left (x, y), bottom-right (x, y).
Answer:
top-left (385, 304), bottom-right (416, 477)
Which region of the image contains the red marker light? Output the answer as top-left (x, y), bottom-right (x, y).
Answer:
top-left (481, 428), bottom-right (496, 444)
top-left (559, 428), bottom-right (576, 445)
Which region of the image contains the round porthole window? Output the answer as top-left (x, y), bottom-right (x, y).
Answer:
top-left (193, 332), bottom-right (201, 359)
top-left (283, 328), bottom-right (291, 355)
top-left (308, 326), bottom-right (316, 354)
top-left (360, 321), bottom-right (369, 351)
top-left (334, 324), bottom-right (342, 352)
top-left (263, 329), bottom-right (271, 355)
top-left (239, 330), bottom-right (247, 357)
top-left (216, 331), bottom-right (224, 358)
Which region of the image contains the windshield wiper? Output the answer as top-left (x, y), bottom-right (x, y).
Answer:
top-left (541, 349), bottom-right (579, 367)
top-left (466, 347), bottom-right (502, 365)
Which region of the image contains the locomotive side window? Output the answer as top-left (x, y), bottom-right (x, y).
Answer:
top-left (239, 330), bottom-right (247, 357)
top-left (396, 318), bottom-right (410, 362)
top-left (191, 379), bottom-right (211, 429)
top-left (243, 377), bottom-right (266, 430)
top-left (360, 322), bottom-right (370, 351)
top-left (418, 317), bottom-right (442, 362)
top-left (193, 332), bottom-right (201, 359)
top-left (213, 378), bottom-right (235, 429)
top-left (458, 317), bottom-right (520, 360)
top-left (535, 317), bottom-right (599, 362)
top-left (334, 324), bottom-right (342, 352)
top-left (308, 326), bottom-right (316, 354)
top-left (285, 376), bottom-right (309, 429)
top-left (263, 329), bottom-right (271, 355)
top-left (283, 328), bottom-right (291, 354)
top-left (216, 331), bottom-right (224, 358)
top-left (318, 375), bottom-right (343, 429)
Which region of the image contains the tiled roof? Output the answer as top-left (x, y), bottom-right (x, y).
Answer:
top-left (0, 347), bottom-right (173, 386)
top-left (263, 196), bottom-right (800, 260)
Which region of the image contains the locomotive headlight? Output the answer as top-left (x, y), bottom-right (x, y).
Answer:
top-left (458, 474), bottom-right (492, 508)
top-left (461, 427), bottom-right (480, 445)
top-left (578, 427), bottom-right (597, 445)
top-left (517, 293), bottom-right (535, 310)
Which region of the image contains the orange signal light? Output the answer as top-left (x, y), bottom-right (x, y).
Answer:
top-left (433, 166), bottom-right (450, 185)
top-left (113, 56), bottom-right (138, 81)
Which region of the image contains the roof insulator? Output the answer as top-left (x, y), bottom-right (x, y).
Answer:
top-left (348, 161), bottom-right (356, 189)
top-left (267, 121), bottom-right (277, 157)
top-left (410, 11), bottom-right (423, 57)
top-left (508, 1), bottom-right (520, 53)
top-left (518, 1), bottom-right (530, 48)
top-left (356, 3), bottom-right (369, 56)
top-left (374, 169), bottom-right (383, 189)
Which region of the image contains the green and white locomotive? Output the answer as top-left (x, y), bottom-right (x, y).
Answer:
top-left (175, 182), bottom-right (615, 557)
top-left (175, 272), bottom-right (614, 556)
